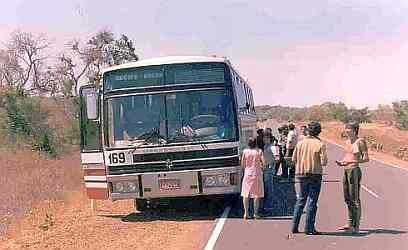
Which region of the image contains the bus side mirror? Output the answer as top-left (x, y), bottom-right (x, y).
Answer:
top-left (81, 86), bottom-right (99, 120)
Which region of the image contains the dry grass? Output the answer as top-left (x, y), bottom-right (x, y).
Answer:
top-left (320, 121), bottom-right (408, 169)
top-left (321, 122), bottom-right (408, 155)
top-left (0, 147), bottom-right (212, 250)
top-left (1, 190), bottom-right (213, 250)
top-left (0, 148), bottom-right (82, 236)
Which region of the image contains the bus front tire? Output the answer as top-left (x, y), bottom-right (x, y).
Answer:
top-left (134, 199), bottom-right (148, 212)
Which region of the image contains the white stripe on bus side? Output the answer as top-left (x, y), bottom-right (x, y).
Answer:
top-left (84, 176), bottom-right (107, 182)
top-left (81, 152), bottom-right (104, 164)
top-left (84, 182), bottom-right (108, 188)
top-left (82, 164), bottom-right (105, 170)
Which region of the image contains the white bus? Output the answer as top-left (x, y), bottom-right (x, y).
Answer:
top-left (79, 56), bottom-right (257, 210)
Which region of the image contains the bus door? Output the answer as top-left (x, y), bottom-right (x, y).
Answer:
top-left (79, 85), bottom-right (107, 199)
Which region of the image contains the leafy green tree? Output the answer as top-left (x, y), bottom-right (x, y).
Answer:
top-left (345, 107), bottom-right (371, 123)
top-left (2, 90), bottom-right (57, 155)
top-left (371, 104), bottom-right (395, 123)
top-left (393, 100), bottom-right (408, 130)
top-left (308, 105), bottom-right (326, 121)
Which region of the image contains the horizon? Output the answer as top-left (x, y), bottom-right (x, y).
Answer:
top-left (1, 0), bottom-right (408, 108)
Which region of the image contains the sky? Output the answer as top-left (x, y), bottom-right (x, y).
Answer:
top-left (1, 0), bottom-right (408, 108)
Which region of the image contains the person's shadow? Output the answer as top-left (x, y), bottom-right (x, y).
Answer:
top-left (314, 228), bottom-right (407, 237)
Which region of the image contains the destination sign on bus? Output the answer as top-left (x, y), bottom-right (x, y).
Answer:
top-left (114, 72), bottom-right (163, 81)
top-left (104, 63), bottom-right (227, 92)
top-left (104, 66), bottom-right (164, 91)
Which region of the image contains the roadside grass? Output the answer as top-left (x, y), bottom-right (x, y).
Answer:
top-left (0, 148), bottom-right (82, 236)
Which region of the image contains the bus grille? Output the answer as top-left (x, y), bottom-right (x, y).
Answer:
top-left (108, 156), bottom-right (239, 175)
top-left (132, 147), bottom-right (237, 162)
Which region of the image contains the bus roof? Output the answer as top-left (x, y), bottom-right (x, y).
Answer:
top-left (102, 56), bottom-right (229, 74)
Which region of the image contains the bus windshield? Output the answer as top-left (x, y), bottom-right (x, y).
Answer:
top-left (106, 89), bottom-right (237, 148)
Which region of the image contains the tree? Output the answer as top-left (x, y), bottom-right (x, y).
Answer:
top-left (0, 49), bottom-right (22, 89)
top-left (59, 30), bottom-right (139, 96)
top-left (55, 54), bottom-right (86, 98)
top-left (86, 31), bottom-right (139, 84)
top-left (371, 104), bottom-right (395, 124)
top-left (308, 105), bottom-right (326, 121)
top-left (0, 31), bottom-right (50, 95)
top-left (393, 100), bottom-right (408, 130)
top-left (331, 102), bottom-right (349, 122)
top-left (345, 107), bottom-right (371, 123)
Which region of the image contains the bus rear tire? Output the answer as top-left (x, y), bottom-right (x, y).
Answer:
top-left (134, 199), bottom-right (148, 212)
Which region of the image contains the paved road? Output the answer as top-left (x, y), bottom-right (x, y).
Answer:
top-left (212, 142), bottom-right (408, 250)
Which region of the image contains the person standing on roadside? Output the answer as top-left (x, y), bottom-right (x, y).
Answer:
top-left (263, 133), bottom-right (277, 172)
top-left (277, 126), bottom-right (289, 177)
top-left (241, 137), bottom-right (266, 219)
top-left (286, 123), bottom-right (298, 178)
top-left (299, 125), bottom-right (308, 141)
top-left (286, 123), bottom-right (298, 157)
top-left (291, 121), bottom-right (328, 235)
top-left (256, 129), bottom-right (265, 151)
top-left (262, 132), bottom-right (276, 211)
top-left (271, 137), bottom-right (281, 176)
top-left (336, 122), bottom-right (369, 234)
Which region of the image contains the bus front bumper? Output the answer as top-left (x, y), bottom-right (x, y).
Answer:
top-left (107, 166), bottom-right (241, 201)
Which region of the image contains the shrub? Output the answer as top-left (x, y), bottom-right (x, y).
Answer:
top-left (393, 101), bottom-right (408, 130)
top-left (1, 90), bottom-right (57, 156)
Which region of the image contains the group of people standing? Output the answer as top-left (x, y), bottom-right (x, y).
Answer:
top-left (240, 121), bottom-right (369, 235)
top-left (255, 123), bottom-right (305, 179)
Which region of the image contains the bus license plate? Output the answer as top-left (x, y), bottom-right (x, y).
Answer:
top-left (159, 179), bottom-right (181, 191)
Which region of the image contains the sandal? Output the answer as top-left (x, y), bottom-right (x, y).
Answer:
top-left (337, 225), bottom-right (350, 231)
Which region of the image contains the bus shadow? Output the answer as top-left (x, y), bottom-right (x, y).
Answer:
top-left (227, 175), bottom-right (297, 219)
top-left (100, 198), bottom-right (228, 222)
top-left (263, 176), bottom-right (297, 217)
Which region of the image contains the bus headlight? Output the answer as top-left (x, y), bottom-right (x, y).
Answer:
top-left (115, 182), bottom-right (124, 192)
top-left (203, 176), bottom-right (217, 187)
top-left (217, 174), bottom-right (229, 186)
top-left (112, 181), bottom-right (138, 193)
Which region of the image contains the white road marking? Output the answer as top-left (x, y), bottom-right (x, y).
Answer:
top-left (204, 206), bottom-right (231, 250)
top-left (361, 185), bottom-right (380, 199)
top-left (371, 159), bottom-right (408, 173)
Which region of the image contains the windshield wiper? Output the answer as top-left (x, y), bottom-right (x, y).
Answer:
top-left (136, 127), bottom-right (167, 144)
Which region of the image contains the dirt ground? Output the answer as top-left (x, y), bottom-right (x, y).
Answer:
top-left (320, 121), bottom-right (408, 169)
top-left (0, 149), bottom-right (215, 250)
top-left (0, 191), bottom-right (214, 250)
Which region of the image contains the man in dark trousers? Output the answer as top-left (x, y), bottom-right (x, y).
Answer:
top-left (276, 125), bottom-right (288, 177)
top-left (286, 123), bottom-right (298, 178)
top-left (291, 121), bottom-right (328, 235)
top-left (336, 121), bottom-right (369, 234)
top-left (256, 128), bottom-right (265, 151)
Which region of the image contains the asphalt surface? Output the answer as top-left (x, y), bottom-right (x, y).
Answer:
top-left (212, 142), bottom-right (408, 250)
